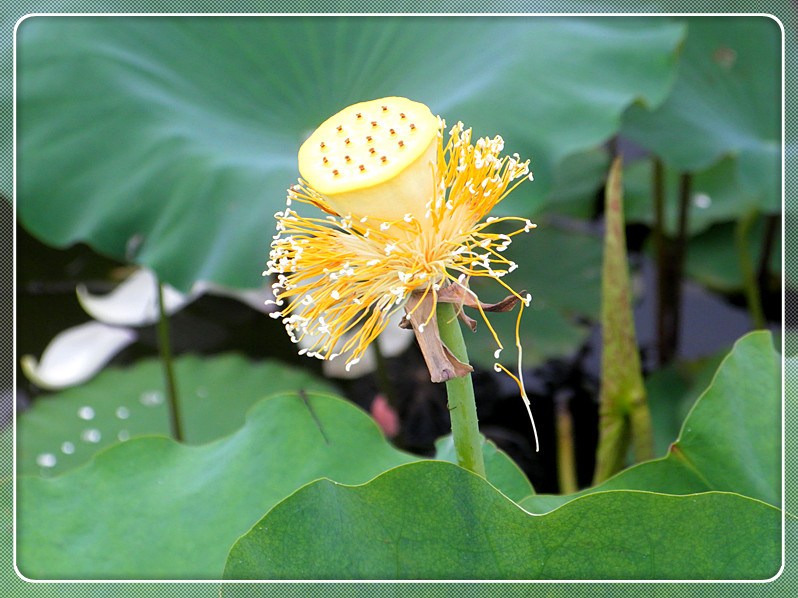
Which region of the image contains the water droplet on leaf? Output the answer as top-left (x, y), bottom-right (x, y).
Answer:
top-left (139, 391), bottom-right (164, 407)
top-left (77, 406), bottom-right (95, 420)
top-left (81, 428), bottom-right (102, 443)
top-left (36, 453), bottom-right (57, 467)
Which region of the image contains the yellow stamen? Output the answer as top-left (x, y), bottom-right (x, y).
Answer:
top-left (267, 98), bottom-right (536, 430)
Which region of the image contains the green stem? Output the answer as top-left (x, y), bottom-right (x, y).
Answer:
top-left (735, 210), bottom-right (767, 330)
top-left (756, 213), bottom-right (779, 291)
top-left (555, 393), bottom-right (578, 494)
top-left (630, 395), bottom-right (655, 464)
top-left (156, 280), bottom-right (183, 442)
top-left (436, 302), bottom-right (486, 478)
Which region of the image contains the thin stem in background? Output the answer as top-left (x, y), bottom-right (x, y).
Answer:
top-left (653, 160), bottom-right (692, 366)
top-left (756, 213), bottom-right (779, 307)
top-left (735, 210), bottom-right (767, 330)
top-left (156, 279), bottom-right (183, 442)
top-left (436, 302), bottom-right (486, 479)
top-left (675, 173), bottom-right (692, 261)
top-left (555, 392), bottom-right (578, 494)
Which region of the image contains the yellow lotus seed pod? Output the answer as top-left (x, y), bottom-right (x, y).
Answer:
top-left (298, 97), bottom-right (439, 223)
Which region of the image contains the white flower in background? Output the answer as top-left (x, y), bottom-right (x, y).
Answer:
top-left (21, 265), bottom-right (401, 390)
top-left (21, 268), bottom-right (193, 391)
top-left (75, 268), bottom-right (190, 326)
top-left (21, 322), bottom-right (138, 391)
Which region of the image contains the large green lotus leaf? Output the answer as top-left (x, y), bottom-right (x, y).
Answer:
top-left (222, 460), bottom-right (780, 580)
top-left (13, 353), bottom-right (337, 477)
top-left (520, 331), bottom-right (780, 513)
top-left (16, 16), bottom-right (683, 292)
top-left (623, 156), bottom-right (764, 237)
top-left (467, 222), bottom-right (601, 368)
top-left (0, 481), bottom-right (209, 597)
top-left (16, 391), bottom-right (529, 580)
top-left (622, 17), bottom-right (781, 207)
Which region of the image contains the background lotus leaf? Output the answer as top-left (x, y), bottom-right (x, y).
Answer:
top-left (621, 17), bottom-right (781, 207)
top-left (16, 16), bottom-right (684, 292)
top-left (623, 157), bottom-right (763, 237)
top-left (11, 353), bottom-right (337, 477)
top-left (468, 222), bottom-right (602, 368)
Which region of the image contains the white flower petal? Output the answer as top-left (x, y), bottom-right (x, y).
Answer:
top-left (21, 322), bottom-right (137, 390)
top-left (76, 268), bottom-right (191, 327)
top-left (377, 311), bottom-right (414, 357)
top-left (193, 280), bottom-right (277, 314)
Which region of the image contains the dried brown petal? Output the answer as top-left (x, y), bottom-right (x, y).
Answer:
top-left (437, 280), bottom-right (526, 332)
top-left (403, 291), bottom-right (472, 383)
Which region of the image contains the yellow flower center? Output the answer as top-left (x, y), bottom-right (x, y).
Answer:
top-left (298, 97), bottom-right (439, 223)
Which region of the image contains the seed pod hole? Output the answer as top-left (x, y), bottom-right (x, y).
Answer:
top-left (297, 97), bottom-right (438, 198)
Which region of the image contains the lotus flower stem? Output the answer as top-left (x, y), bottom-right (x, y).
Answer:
top-left (436, 302), bottom-right (486, 478)
top-left (156, 279), bottom-right (183, 442)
